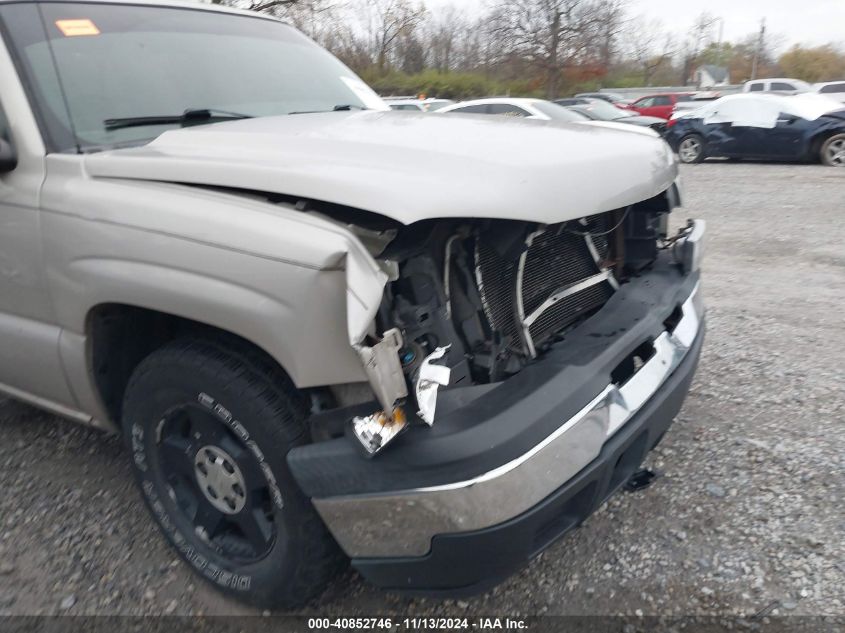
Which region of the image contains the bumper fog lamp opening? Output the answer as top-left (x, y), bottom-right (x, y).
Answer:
top-left (351, 407), bottom-right (408, 457)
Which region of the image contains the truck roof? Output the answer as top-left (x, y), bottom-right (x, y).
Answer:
top-left (0, 0), bottom-right (281, 23)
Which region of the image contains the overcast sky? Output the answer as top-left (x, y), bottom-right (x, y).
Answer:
top-left (425, 0), bottom-right (845, 51)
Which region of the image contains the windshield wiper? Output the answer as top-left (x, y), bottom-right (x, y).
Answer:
top-left (289, 104), bottom-right (369, 115)
top-left (104, 108), bottom-right (253, 131)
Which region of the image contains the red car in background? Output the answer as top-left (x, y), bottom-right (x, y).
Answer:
top-left (628, 93), bottom-right (695, 119)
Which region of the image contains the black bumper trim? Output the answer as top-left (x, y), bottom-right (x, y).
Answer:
top-left (351, 325), bottom-right (704, 594)
top-left (289, 256), bottom-right (699, 498)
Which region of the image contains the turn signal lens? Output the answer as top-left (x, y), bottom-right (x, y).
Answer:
top-left (351, 407), bottom-right (408, 457)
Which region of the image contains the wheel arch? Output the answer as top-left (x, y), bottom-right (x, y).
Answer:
top-left (83, 303), bottom-right (299, 431)
top-left (809, 128), bottom-right (845, 163)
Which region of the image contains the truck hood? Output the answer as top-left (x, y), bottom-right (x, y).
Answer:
top-left (84, 111), bottom-right (678, 225)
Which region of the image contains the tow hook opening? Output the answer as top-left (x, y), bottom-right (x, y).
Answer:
top-left (611, 341), bottom-right (656, 387)
top-left (624, 468), bottom-right (664, 493)
top-left (663, 304), bottom-right (685, 334)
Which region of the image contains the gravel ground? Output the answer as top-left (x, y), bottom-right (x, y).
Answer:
top-left (0, 162), bottom-right (843, 619)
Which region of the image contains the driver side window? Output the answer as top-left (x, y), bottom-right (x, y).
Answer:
top-left (637, 97), bottom-right (655, 107)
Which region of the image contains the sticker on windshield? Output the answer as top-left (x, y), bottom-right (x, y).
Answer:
top-left (340, 76), bottom-right (389, 111)
top-left (55, 19), bottom-right (101, 37)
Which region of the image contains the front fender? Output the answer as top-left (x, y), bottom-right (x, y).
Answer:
top-left (42, 156), bottom-right (387, 395)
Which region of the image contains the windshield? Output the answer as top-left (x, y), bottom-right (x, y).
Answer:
top-left (5, 3), bottom-right (386, 151)
top-left (578, 100), bottom-right (633, 121)
top-left (530, 101), bottom-right (590, 122)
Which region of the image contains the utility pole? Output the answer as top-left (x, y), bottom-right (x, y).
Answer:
top-left (751, 17), bottom-right (766, 80)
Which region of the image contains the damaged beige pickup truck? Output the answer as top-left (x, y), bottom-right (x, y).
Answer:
top-left (0, 0), bottom-right (706, 609)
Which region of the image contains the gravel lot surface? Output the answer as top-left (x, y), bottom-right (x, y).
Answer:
top-left (0, 163), bottom-right (843, 619)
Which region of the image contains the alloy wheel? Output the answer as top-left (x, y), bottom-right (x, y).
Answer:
top-left (826, 138), bottom-right (845, 166)
top-left (156, 405), bottom-right (277, 562)
top-left (678, 137), bottom-right (702, 163)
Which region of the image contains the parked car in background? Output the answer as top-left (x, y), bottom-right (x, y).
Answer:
top-left (437, 98), bottom-right (589, 122)
top-left (554, 97), bottom-right (595, 107)
top-left (671, 91), bottom-right (723, 116)
top-left (814, 81), bottom-right (845, 103)
top-left (384, 97), bottom-right (455, 112)
top-left (742, 78), bottom-right (812, 95)
top-left (574, 92), bottom-right (633, 107)
top-left (557, 98), bottom-right (667, 133)
top-left (629, 93), bottom-right (695, 120)
top-left (665, 94), bottom-right (845, 166)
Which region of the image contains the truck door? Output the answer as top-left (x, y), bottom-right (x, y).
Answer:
top-left (0, 21), bottom-right (77, 408)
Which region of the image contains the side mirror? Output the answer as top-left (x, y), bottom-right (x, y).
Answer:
top-left (0, 138), bottom-right (16, 173)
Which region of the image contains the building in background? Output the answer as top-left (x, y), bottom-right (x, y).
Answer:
top-left (695, 65), bottom-right (731, 88)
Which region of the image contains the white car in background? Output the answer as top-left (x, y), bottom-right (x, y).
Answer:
top-left (814, 81), bottom-right (845, 103)
top-left (742, 78), bottom-right (812, 95)
top-left (436, 97), bottom-right (588, 122)
top-left (384, 97), bottom-right (455, 112)
top-left (671, 91), bottom-right (723, 115)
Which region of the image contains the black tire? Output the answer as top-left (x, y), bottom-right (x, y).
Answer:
top-left (820, 133), bottom-right (845, 166)
top-left (677, 134), bottom-right (705, 164)
top-left (122, 338), bottom-right (343, 609)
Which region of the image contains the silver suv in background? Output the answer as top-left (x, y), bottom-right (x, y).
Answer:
top-left (0, 0), bottom-right (706, 609)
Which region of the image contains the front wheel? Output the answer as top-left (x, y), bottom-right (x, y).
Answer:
top-left (821, 133), bottom-right (845, 166)
top-left (122, 338), bottom-right (343, 609)
top-left (677, 134), bottom-right (706, 164)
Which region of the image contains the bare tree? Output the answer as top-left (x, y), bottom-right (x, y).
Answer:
top-left (491, 0), bottom-right (623, 98)
top-left (279, 0), bottom-right (342, 45)
top-left (428, 5), bottom-right (466, 72)
top-left (625, 18), bottom-right (675, 85)
top-left (357, 0), bottom-right (427, 73)
top-left (212, 0), bottom-right (312, 15)
top-left (679, 12), bottom-right (720, 84)
top-left (592, 0), bottom-right (626, 69)
top-left (398, 29), bottom-right (427, 73)
top-left (209, 0), bottom-right (341, 46)
top-left (442, 13), bottom-right (494, 75)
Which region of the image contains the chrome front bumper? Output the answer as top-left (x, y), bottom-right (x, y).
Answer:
top-left (314, 282), bottom-right (705, 559)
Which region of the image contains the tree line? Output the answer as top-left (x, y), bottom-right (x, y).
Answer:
top-left (212, 0), bottom-right (845, 99)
